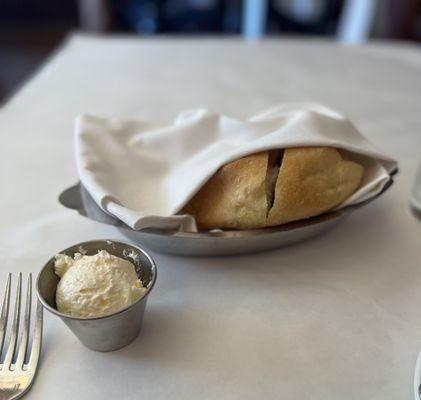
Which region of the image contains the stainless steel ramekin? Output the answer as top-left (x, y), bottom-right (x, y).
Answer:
top-left (36, 239), bottom-right (157, 352)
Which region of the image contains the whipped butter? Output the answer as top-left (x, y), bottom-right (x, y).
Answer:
top-left (54, 250), bottom-right (146, 318)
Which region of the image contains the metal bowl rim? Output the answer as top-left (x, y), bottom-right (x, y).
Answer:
top-left (139, 210), bottom-right (344, 238)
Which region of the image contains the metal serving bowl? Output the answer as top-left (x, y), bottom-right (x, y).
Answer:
top-left (36, 240), bottom-right (157, 352)
top-left (58, 178), bottom-right (395, 257)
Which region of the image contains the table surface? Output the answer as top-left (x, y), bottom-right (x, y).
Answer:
top-left (1, 34), bottom-right (421, 400)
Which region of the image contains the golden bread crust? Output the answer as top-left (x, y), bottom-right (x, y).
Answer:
top-left (183, 152), bottom-right (269, 229)
top-left (266, 147), bottom-right (364, 226)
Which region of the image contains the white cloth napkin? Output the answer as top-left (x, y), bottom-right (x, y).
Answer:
top-left (75, 103), bottom-right (397, 231)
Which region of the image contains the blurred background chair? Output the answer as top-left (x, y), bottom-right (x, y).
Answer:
top-left (0, 0), bottom-right (420, 103)
top-left (242, 0), bottom-right (378, 43)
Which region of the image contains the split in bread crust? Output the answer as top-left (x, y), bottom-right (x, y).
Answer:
top-left (265, 150), bottom-right (284, 215)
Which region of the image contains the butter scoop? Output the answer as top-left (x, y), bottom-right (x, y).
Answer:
top-left (54, 250), bottom-right (146, 318)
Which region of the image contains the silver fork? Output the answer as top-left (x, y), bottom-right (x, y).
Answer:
top-left (0, 274), bottom-right (43, 400)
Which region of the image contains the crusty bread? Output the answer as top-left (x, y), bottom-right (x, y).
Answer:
top-left (183, 147), bottom-right (364, 230)
top-left (183, 152), bottom-right (268, 229)
top-left (266, 147), bottom-right (364, 226)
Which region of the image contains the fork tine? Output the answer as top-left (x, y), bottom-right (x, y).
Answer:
top-left (16, 274), bottom-right (32, 368)
top-left (27, 300), bottom-right (42, 372)
top-left (3, 273), bottom-right (22, 368)
top-left (0, 273), bottom-right (11, 356)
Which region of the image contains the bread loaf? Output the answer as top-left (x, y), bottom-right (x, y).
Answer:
top-left (183, 147), bottom-right (364, 230)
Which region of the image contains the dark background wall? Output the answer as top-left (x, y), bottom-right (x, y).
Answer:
top-left (0, 0), bottom-right (420, 103)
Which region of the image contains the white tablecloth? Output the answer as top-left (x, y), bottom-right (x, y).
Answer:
top-left (1, 34), bottom-right (421, 400)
